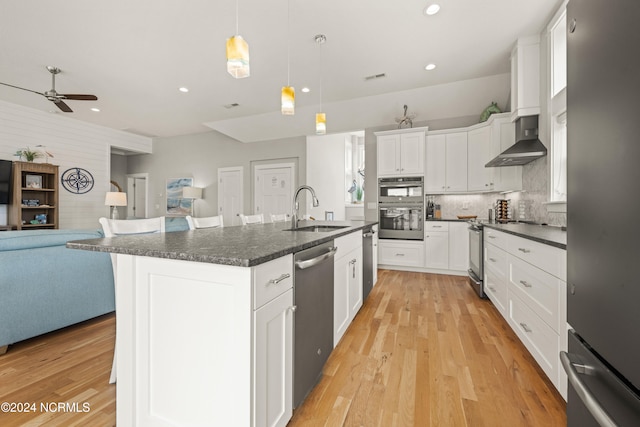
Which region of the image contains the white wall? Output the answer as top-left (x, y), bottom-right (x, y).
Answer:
top-left (0, 100), bottom-right (152, 229)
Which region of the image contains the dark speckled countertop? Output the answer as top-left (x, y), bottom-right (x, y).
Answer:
top-left (67, 220), bottom-right (377, 267)
top-left (483, 222), bottom-right (566, 249)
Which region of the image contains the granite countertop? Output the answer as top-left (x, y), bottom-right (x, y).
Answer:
top-left (483, 222), bottom-right (566, 250)
top-left (67, 220), bottom-right (377, 267)
top-left (425, 218), bottom-right (472, 222)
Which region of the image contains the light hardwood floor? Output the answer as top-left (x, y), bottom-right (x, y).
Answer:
top-left (0, 269), bottom-right (566, 426)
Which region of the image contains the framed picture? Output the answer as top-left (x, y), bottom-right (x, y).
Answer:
top-left (25, 174), bottom-right (42, 189)
top-left (166, 177), bottom-right (193, 215)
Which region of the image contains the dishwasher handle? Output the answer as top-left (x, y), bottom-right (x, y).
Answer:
top-left (295, 246), bottom-right (338, 270)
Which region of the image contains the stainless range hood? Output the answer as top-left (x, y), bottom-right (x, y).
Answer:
top-left (485, 115), bottom-right (547, 167)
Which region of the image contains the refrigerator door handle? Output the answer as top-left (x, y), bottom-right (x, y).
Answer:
top-left (560, 351), bottom-right (618, 427)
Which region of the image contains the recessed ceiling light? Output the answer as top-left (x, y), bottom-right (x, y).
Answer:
top-left (91, 107), bottom-right (100, 112)
top-left (179, 87), bottom-right (189, 93)
top-left (425, 4), bottom-right (440, 15)
top-left (425, 63), bottom-right (437, 71)
top-left (302, 87), bottom-right (310, 93)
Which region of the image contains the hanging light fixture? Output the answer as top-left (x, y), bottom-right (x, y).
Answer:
top-left (315, 34), bottom-right (326, 134)
top-left (281, 0), bottom-right (294, 115)
top-left (226, 0), bottom-right (250, 78)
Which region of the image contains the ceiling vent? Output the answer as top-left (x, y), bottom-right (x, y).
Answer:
top-left (223, 103), bottom-right (240, 109)
top-left (364, 73), bottom-right (386, 81)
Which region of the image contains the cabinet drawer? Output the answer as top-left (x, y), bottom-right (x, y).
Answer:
top-left (484, 228), bottom-right (508, 251)
top-left (509, 293), bottom-right (560, 387)
top-left (335, 231), bottom-right (362, 258)
top-left (425, 221), bottom-right (449, 232)
top-left (484, 266), bottom-right (508, 318)
top-left (507, 234), bottom-right (566, 280)
top-left (485, 243), bottom-right (508, 277)
top-left (378, 241), bottom-right (424, 267)
top-left (509, 255), bottom-right (566, 333)
top-left (253, 254), bottom-right (294, 310)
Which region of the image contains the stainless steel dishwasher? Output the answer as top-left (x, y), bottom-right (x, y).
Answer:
top-left (293, 241), bottom-right (337, 408)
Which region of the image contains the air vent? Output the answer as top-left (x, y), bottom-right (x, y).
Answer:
top-left (223, 103), bottom-right (240, 109)
top-left (364, 73), bottom-right (386, 81)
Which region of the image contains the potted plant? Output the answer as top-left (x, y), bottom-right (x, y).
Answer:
top-left (15, 147), bottom-right (43, 162)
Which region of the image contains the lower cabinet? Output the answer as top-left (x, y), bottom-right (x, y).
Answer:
top-left (483, 229), bottom-right (568, 399)
top-left (378, 240), bottom-right (424, 268)
top-left (425, 231), bottom-right (449, 269)
top-left (334, 233), bottom-right (363, 347)
top-left (254, 289), bottom-right (294, 427)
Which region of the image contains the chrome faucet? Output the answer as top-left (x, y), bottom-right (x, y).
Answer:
top-left (291, 185), bottom-right (319, 229)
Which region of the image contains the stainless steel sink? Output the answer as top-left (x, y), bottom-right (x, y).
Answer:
top-left (284, 225), bottom-right (348, 232)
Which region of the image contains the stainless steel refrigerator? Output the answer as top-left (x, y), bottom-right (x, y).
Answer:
top-left (564, 0), bottom-right (640, 425)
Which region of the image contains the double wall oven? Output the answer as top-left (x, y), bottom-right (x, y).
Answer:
top-left (378, 177), bottom-right (423, 240)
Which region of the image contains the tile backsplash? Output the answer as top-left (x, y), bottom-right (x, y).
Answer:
top-left (430, 157), bottom-right (567, 227)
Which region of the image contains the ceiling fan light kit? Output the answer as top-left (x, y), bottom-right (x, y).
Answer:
top-left (0, 65), bottom-right (97, 113)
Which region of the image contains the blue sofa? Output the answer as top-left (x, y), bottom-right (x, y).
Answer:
top-left (0, 229), bottom-right (115, 352)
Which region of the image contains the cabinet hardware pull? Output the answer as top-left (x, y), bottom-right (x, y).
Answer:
top-left (488, 286), bottom-right (496, 292)
top-left (289, 305), bottom-right (297, 313)
top-left (519, 280), bottom-right (532, 288)
top-left (518, 248), bottom-right (531, 253)
top-left (489, 258), bottom-right (497, 262)
top-left (488, 235), bottom-right (496, 239)
top-left (519, 323), bottom-right (532, 333)
top-left (395, 253), bottom-right (405, 256)
top-left (433, 225), bottom-right (442, 228)
top-left (268, 273), bottom-right (291, 285)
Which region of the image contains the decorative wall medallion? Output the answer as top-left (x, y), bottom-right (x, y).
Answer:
top-left (61, 167), bottom-right (95, 194)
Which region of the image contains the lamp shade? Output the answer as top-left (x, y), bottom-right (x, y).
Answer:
top-left (315, 112), bottom-right (326, 135)
top-left (105, 192), bottom-right (127, 206)
top-left (281, 86), bottom-right (295, 115)
top-left (183, 186), bottom-right (203, 199)
top-left (226, 35), bottom-right (250, 78)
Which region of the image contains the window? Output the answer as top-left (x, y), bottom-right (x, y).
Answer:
top-left (344, 134), bottom-right (365, 204)
top-left (548, 4), bottom-right (567, 204)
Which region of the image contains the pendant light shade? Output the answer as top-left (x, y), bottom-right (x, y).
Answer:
top-left (226, 35), bottom-right (250, 78)
top-left (315, 112), bottom-right (326, 135)
top-left (315, 34), bottom-right (327, 134)
top-left (281, 86), bottom-right (295, 115)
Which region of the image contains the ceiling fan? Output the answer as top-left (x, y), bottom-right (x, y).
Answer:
top-left (0, 65), bottom-right (98, 112)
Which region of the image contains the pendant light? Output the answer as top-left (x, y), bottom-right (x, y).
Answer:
top-left (226, 0), bottom-right (250, 78)
top-left (315, 34), bottom-right (326, 134)
top-left (281, 0), bottom-right (294, 115)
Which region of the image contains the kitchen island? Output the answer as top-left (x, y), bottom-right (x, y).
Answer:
top-left (68, 220), bottom-right (375, 427)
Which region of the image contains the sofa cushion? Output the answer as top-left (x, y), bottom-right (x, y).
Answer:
top-left (165, 216), bottom-right (190, 232)
top-left (0, 229), bottom-right (104, 252)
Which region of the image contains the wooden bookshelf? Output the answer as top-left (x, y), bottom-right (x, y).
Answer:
top-left (10, 161), bottom-right (59, 230)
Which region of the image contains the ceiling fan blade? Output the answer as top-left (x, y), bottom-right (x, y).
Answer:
top-left (60, 94), bottom-right (98, 101)
top-left (0, 81), bottom-right (45, 97)
top-left (53, 99), bottom-right (73, 113)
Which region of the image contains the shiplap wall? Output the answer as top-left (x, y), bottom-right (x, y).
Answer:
top-left (0, 100), bottom-right (152, 229)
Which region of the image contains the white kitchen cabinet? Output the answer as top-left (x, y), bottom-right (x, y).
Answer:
top-left (378, 240), bottom-right (425, 268)
top-left (448, 222), bottom-right (470, 271)
top-left (372, 225), bottom-right (379, 286)
top-left (425, 132), bottom-right (467, 193)
top-left (425, 230), bottom-right (449, 269)
top-left (483, 228), bottom-right (567, 399)
top-left (254, 289), bottom-right (294, 427)
top-left (510, 35), bottom-right (541, 121)
top-left (334, 232), bottom-right (363, 346)
top-left (376, 128), bottom-right (426, 177)
top-left (114, 253), bottom-right (295, 427)
top-left (467, 126), bottom-right (495, 191)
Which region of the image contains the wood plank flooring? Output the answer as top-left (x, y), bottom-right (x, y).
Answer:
top-left (0, 269), bottom-right (566, 426)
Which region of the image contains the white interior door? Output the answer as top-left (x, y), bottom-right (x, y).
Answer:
top-left (218, 167), bottom-right (243, 226)
top-left (127, 173), bottom-right (148, 219)
top-left (254, 163), bottom-right (294, 222)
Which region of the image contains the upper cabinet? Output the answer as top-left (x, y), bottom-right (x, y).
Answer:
top-left (425, 131), bottom-right (467, 193)
top-left (467, 126), bottom-right (495, 191)
top-left (510, 35), bottom-right (541, 121)
top-left (376, 127), bottom-right (427, 177)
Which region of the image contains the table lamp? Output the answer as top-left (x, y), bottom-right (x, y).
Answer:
top-left (105, 192), bottom-right (127, 220)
